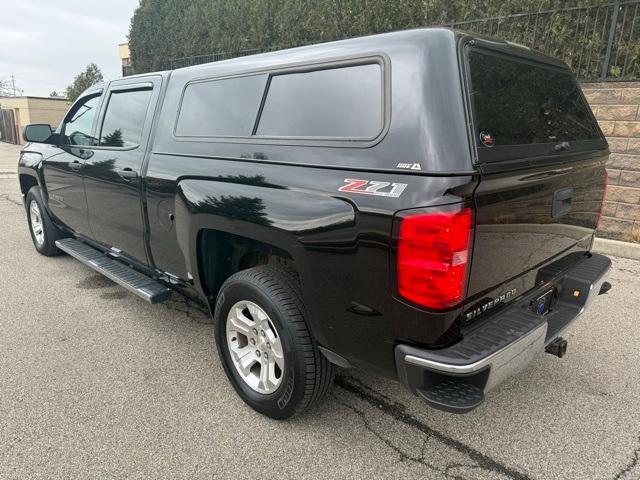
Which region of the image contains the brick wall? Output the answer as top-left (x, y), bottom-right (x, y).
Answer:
top-left (583, 82), bottom-right (640, 243)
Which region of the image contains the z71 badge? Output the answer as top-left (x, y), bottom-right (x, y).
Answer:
top-left (338, 179), bottom-right (407, 198)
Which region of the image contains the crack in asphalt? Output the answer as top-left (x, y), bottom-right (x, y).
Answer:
top-left (614, 437), bottom-right (640, 480)
top-left (331, 393), bottom-right (446, 474)
top-left (335, 375), bottom-right (532, 480)
top-left (614, 267), bottom-right (640, 275)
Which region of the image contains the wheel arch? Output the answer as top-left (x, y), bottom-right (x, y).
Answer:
top-left (18, 148), bottom-right (46, 203)
top-left (19, 172), bottom-right (39, 197)
top-left (197, 229), bottom-right (297, 299)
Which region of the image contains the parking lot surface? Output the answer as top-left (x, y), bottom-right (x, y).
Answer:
top-left (1, 142), bottom-right (639, 479)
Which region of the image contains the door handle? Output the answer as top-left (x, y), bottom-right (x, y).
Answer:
top-left (69, 160), bottom-right (82, 171)
top-left (116, 167), bottom-right (138, 181)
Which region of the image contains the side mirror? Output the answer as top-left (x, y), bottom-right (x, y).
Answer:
top-left (23, 124), bottom-right (53, 143)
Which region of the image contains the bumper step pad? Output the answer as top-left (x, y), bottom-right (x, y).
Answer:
top-left (417, 381), bottom-right (485, 413)
top-left (55, 238), bottom-right (172, 304)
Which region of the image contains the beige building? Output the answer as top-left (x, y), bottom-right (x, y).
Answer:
top-left (119, 42), bottom-right (134, 76)
top-left (0, 96), bottom-right (71, 144)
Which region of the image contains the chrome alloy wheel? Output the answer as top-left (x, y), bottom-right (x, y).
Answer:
top-left (29, 200), bottom-right (45, 246)
top-left (226, 300), bottom-right (284, 394)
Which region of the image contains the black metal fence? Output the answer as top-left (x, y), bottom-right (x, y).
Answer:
top-left (166, 46), bottom-right (287, 70)
top-left (122, 65), bottom-right (135, 77)
top-left (444, 0), bottom-right (639, 81)
top-left (160, 0), bottom-right (640, 82)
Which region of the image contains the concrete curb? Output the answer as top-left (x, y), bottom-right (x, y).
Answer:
top-left (593, 237), bottom-right (640, 260)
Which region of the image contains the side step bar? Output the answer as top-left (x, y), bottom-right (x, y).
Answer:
top-left (55, 238), bottom-right (172, 304)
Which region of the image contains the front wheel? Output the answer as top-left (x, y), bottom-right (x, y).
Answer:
top-left (25, 187), bottom-right (66, 257)
top-left (214, 266), bottom-right (334, 419)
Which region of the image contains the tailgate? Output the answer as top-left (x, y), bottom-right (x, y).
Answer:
top-left (469, 156), bottom-right (607, 299)
top-left (463, 41), bottom-right (608, 308)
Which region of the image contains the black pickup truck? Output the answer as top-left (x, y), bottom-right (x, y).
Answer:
top-left (18, 28), bottom-right (611, 419)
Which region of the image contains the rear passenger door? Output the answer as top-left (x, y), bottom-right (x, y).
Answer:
top-left (84, 76), bottom-right (161, 264)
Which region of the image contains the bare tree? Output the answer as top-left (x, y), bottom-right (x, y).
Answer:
top-left (0, 77), bottom-right (16, 96)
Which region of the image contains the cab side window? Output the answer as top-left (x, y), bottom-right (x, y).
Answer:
top-left (99, 89), bottom-right (153, 148)
top-left (62, 95), bottom-right (101, 146)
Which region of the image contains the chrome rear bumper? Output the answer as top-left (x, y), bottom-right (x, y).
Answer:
top-left (395, 253), bottom-right (611, 413)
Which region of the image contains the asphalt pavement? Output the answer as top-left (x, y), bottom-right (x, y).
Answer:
top-left (1, 141), bottom-right (639, 480)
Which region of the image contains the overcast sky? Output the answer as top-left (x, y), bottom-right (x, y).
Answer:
top-left (0, 0), bottom-right (140, 97)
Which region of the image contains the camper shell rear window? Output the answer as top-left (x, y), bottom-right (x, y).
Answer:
top-left (467, 46), bottom-right (605, 162)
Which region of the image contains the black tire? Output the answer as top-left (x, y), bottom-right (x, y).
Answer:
top-left (25, 187), bottom-right (66, 256)
top-left (214, 266), bottom-right (334, 419)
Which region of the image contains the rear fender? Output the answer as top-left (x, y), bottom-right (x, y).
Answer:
top-left (176, 178), bottom-right (356, 342)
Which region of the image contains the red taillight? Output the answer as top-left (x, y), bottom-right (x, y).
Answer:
top-left (597, 171), bottom-right (609, 228)
top-left (397, 207), bottom-right (473, 310)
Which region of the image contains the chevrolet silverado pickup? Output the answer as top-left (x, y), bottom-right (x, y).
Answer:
top-left (18, 28), bottom-right (611, 419)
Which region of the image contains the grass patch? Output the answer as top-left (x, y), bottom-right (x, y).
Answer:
top-left (624, 229), bottom-right (640, 244)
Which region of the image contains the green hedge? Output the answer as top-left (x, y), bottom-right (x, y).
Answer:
top-left (129, 0), bottom-right (633, 79)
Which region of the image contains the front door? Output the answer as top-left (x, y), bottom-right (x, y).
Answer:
top-left (42, 91), bottom-right (103, 238)
top-left (84, 77), bottom-right (160, 264)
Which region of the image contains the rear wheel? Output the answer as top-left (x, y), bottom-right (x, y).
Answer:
top-left (226, 300), bottom-right (285, 394)
top-left (214, 266), bottom-right (334, 419)
top-left (25, 187), bottom-right (65, 256)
